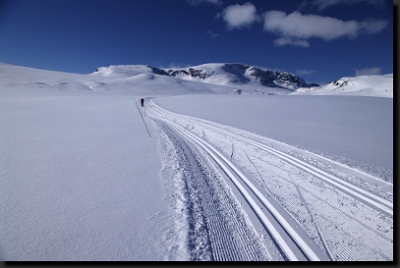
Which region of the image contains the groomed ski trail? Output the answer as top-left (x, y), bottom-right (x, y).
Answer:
top-left (153, 117), bottom-right (272, 261)
top-left (145, 97), bottom-right (393, 261)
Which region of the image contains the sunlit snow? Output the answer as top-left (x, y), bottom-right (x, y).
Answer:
top-left (0, 62), bottom-right (392, 261)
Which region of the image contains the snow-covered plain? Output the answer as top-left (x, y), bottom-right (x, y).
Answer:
top-left (0, 63), bottom-right (393, 261)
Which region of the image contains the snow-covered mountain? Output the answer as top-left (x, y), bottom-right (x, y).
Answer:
top-left (1, 62), bottom-right (392, 97)
top-left (294, 74), bottom-right (393, 98)
top-left (0, 62), bottom-right (230, 95)
top-left (164, 63), bottom-right (318, 90)
top-left (92, 63), bottom-right (318, 91)
top-left (92, 65), bottom-right (169, 78)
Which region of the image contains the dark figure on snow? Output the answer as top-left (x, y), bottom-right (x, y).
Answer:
top-left (140, 98), bottom-right (144, 107)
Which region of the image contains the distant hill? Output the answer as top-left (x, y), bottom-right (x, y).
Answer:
top-left (294, 74), bottom-right (393, 98)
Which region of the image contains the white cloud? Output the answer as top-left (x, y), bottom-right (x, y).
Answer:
top-left (358, 19), bottom-right (388, 34)
top-left (264, 11), bottom-right (358, 40)
top-left (167, 62), bottom-right (192, 69)
top-left (263, 11), bottom-right (387, 47)
top-left (206, 30), bottom-right (219, 37)
top-left (220, 2), bottom-right (259, 30)
top-left (355, 67), bottom-right (381, 76)
top-left (299, 0), bottom-right (384, 11)
top-left (296, 68), bottom-right (315, 75)
top-left (186, 0), bottom-right (222, 6)
top-left (274, 37), bottom-right (310, 47)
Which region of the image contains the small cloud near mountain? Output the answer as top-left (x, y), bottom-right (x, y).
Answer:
top-left (218, 3), bottom-right (260, 30)
top-left (296, 69), bottom-right (315, 75)
top-left (355, 67), bottom-right (381, 76)
top-left (187, 0), bottom-right (222, 6)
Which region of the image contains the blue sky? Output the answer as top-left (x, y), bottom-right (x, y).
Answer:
top-left (0, 0), bottom-right (393, 84)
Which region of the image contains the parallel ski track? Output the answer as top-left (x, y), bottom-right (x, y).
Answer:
top-left (149, 100), bottom-right (393, 217)
top-left (147, 103), bottom-right (323, 261)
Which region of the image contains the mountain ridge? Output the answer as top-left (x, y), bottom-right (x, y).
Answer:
top-left (294, 74), bottom-right (392, 98)
top-left (1, 62), bottom-right (392, 97)
top-left (93, 63), bottom-right (319, 91)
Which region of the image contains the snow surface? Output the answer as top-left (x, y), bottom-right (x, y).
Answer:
top-left (154, 94), bottom-right (393, 180)
top-left (0, 63), bottom-right (393, 261)
top-left (0, 90), bottom-right (173, 260)
top-left (294, 74), bottom-right (393, 98)
top-left (146, 100), bottom-right (392, 260)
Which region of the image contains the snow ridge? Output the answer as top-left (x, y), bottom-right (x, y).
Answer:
top-left (294, 74), bottom-right (393, 98)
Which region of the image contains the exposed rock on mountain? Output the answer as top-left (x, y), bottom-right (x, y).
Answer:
top-left (164, 63), bottom-right (318, 90)
top-left (92, 63), bottom-right (318, 91)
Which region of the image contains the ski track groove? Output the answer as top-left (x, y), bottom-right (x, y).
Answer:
top-left (148, 104), bottom-right (325, 261)
top-left (170, 119), bottom-right (314, 260)
top-left (300, 189), bottom-right (392, 260)
top-left (147, 99), bottom-right (393, 261)
top-left (151, 103), bottom-right (392, 208)
top-left (154, 120), bottom-right (269, 261)
top-left (315, 213), bottom-right (390, 261)
top-left (252, 152), bottom-right (392, 256)
top-left (158, 123), bottom-right (213, 260)
top-left (195, 144), bottom-right (264, 261)
top-left (287, 170), bottom-right (333, 261)
top-left (202, 125), bottom-right (391, 215)
top-left (240, 153), bottom-right (328, 252)
top-left (151, 103), bottom-right (392, 218)
top-left (200, 154), bottom-right (270, 261)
